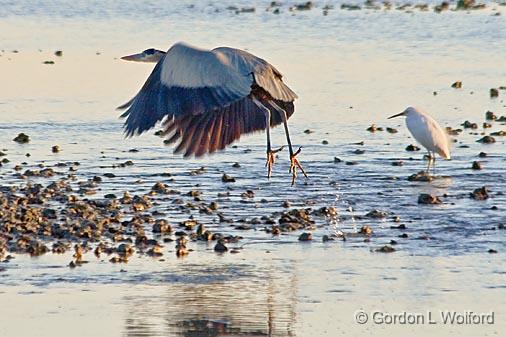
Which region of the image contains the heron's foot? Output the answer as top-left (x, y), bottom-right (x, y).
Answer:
top-left (266, 146), bottom-right (284, 178)
top-left (289, 147), bottom-right (308, 186)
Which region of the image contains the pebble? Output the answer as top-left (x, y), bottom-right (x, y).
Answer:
top-left (367, 124), bottom-right (378, 132)
top-left (221, 174), bottom-right (236, 182)
top-left (152, 220), bottom-right (172, 234)
top-left (408, 171), bottom-right (433, 182)
top-left (462, 120), bottom-right (478, 129)
top-left (322, 235), bottom-right (334, 242)
top-left (405, 144), bottom-right (420, 151)
top-left (485, 111), bottom-right (497, 120)
top-left (418, 193), bottom-right (442, 204)
top-left (147, 245), bottom-right (163, 257)
top-left (470, 186), bottom-right (489, 200)
top-left (298, 232), bottom-right (313, 241)
top-left (117, 243), bottom-right (134, 257)
top-left (13, 133), bottom-right (30, 143)
top-left (294, 1), bottom-right (313, 10)
top-left (359, 225), bottom-right (373, 235)
top-left (451, 81), bottom-right (462, 88)
top-left (375, 245), bottom-right (396, 253)
top-left (490, 130), bottom-right (506, 137)
top-left (477, 136), bottom-right (495, 144)
top-left (471, 161), bottom-right (482, 170)
top-left (214, 240), bottom-right (228, 252)
top-left (365, 210), bottom-right (387, 218)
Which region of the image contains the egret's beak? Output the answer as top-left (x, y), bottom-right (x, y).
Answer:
top-left (120, 52), bottom-right (147, 62)
top-left (388, 111), bottom-right (407, 119)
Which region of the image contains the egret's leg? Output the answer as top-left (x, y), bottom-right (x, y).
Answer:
top-left (425, 152), bottom-right (431, 173)
top-left (268, 100), bottom-right (308, 185)
top-left (252, 98), bottom-right (283, 178)
top-left (432, 152), bottom-right (437, 175)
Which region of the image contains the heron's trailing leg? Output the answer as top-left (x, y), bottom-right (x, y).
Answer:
top-left (265, 120), bottom-right (283, 178)
top-left (252, 97), bottom-right (283, 178)
top-left (269, 100), bottom-right (308, 185)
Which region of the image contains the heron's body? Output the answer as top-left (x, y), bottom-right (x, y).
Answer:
top-left (119, 42), bottom-right (306, 183)
top-left (389, 106), bottom-right (451, 172)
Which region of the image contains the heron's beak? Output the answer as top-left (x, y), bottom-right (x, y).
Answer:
top-left (120, 52), bottom-right (146, 62)
top-left (388, 111), bottom-right (407, 119)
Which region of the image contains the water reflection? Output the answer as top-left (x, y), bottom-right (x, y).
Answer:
top-left (123, 264), bottom-right (297, 337)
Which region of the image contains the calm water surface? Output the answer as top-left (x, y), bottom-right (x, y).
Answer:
top-left (0, 1), bottom-right (505, 336)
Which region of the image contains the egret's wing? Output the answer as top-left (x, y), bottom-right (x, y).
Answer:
top-left (162, 98), bottom-right (294, 157)
top-left (213, 47), bottom-right (297, 102)
top-left (407, 113), bottom-right (451, 159)
top-left (119, 43), bottom-right (253, 137)
top-left (425, 117), bottom-right (451, 159)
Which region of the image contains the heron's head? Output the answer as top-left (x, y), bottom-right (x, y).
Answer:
top-left (121, 48), bottom-right (166, 63)
top-left (388, 106), bottom-right (417, 119)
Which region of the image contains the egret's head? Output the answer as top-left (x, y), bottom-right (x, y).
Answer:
top-left (388, 106), bottom-right (417, 119)
top-left (121, 48), bottom-right (166, 63)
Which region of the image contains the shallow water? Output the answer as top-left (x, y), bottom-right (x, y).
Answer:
top-left (1, 1), bottom-right (505, 336)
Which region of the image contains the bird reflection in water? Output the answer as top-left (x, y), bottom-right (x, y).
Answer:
top-left (122, 265), bottom-right (298, 337)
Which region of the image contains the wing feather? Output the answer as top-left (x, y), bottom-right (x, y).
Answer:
top-left (213, 47), bottom-right (297, 102)
top-left (161, 97), bottom-right (294, 157)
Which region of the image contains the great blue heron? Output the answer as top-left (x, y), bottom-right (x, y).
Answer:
top-left (118, 42), bottom-right (307, 185)
top-left (389, 106), bottom-right (451, 172)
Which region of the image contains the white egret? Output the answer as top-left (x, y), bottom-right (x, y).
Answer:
top-left (389, 106), bottom-right (451, 172)
top-left (118, 42), bottom-right (307, 184)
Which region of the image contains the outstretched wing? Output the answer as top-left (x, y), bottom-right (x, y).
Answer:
top-left (119, 42), bottom-right (253, 137)
top-left (119, 42), bottom-right (297, 156)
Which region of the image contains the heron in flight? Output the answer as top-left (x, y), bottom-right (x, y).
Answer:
top-left (389, 106), bottom-right (451, 173)
top-left (118, 42), bottom-right (307, 185)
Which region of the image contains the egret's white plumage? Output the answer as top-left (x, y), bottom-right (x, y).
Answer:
top-left (389, 107), bottom-right (451, 171)
top-left (405, 107), bottom-right (450, 159)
